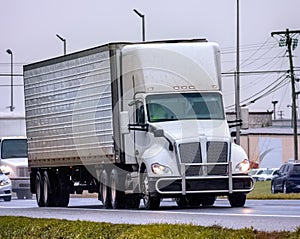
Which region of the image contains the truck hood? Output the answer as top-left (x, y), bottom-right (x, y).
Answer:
top-left (152, 120), bottom-right (230, 142)
top-left (1, 158), bottom-right (28, 167)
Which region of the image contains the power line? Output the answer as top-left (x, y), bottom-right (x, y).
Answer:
top-left (225, 73), bottom-right (288, 109)
top-left (221, 69), bottom-right (296, 77)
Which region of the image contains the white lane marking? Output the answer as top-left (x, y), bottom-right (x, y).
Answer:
top-left (62, 207), bottom-right (300, 219)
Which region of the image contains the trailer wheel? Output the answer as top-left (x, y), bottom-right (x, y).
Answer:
top-left (43, 171), bottom-right (56, 207)
top-left (35, 172), bottom-right (45, 207)
top-left (110, 169), bottom-right (126, 209)
top-left (228, 193), bottom-right (246, 207)
top-left (100, 170), bottom-right (112, 209)
top-left (141, 169), bottom-right (160, 210)
top-left (55, 175), bottom-right (70, 207)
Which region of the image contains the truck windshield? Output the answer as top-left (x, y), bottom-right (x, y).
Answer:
top-left (1, 139), bottom-right (28, 159)
top-left (146, 93), bottom-right (224, 122)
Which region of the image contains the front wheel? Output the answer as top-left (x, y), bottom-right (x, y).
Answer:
top-left (201, 196), bottom-right (216, 207)
top-left (141, 169), bottom-right (160, 210)
top-left (228, 193), bottom-right (246, 207)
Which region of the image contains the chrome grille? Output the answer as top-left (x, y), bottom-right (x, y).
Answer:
top-left (179, 142), bottom-right (202, 163)
top-left (207, 142), bottom-right (228, 175)
top-left (179, 142), bottom-right (202, 176)
top-left (179, 141), bottom-right (228, 176)
top-left (17, 167), bottom-right (29, 177)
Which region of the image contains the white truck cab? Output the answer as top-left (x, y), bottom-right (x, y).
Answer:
top-left (0, 136), bottom-right (32, 199)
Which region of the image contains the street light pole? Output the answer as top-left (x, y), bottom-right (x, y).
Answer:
top-left (133, 9), bottom-right (145, 41)
top-left (56, 34), bottom-right (67, 55)
top-left (6, 49), bottom-right (14, 112)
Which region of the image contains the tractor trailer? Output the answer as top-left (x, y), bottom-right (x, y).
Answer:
top-left (23, 39), bottom-right (254, 209)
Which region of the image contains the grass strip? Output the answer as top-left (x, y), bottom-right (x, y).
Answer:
top-left (247, 181), bottom-right (300, 200)
top-left (0, 216), bottom-right (299, 239)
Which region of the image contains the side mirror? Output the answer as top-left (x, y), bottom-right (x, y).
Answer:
top-left (153, 129), bottom-right (164, 138)
top-left (120, 111), bottom-right (130, 134)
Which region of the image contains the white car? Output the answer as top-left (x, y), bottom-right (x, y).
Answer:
top-left (251, 168), bottom-right (279, 182)
top-left (0, 170), bottom-right (12, 201)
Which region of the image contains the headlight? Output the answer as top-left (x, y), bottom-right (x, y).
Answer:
top-left (234, 159), bottom-right (250, 173)
top-left (151, 163), bottom-right (172, 175)
top-left (0, 165), bottom-right (12, 176)
top-left (0, 178), bottom-right (11, 186)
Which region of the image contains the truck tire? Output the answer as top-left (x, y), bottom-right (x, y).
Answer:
top-left (201, 196), bottom-right (216, 207)
top-left (55, 175), bottom-right (70, 207)
top-left (43, 171), bottom-right (56, 207)
top-left (228, 193), bottom-right (246, 207)
top-left (110, 169), bottom-right (125, 209)
top-left (125, 195), bottom-right (140, 209)
top-left (35, 172), bottom-right (45, 207)
top-left (175, 196), bottom-right (201, 208)
top-left (100, 170), bottom-right (112, 209)
top-left (141, 169), bottom-right (160, 210)
top-left (175, 197), bottom-right (188, 208)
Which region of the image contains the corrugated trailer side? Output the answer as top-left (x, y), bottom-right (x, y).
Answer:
top-left (23, 46), bottom-right (115, 168)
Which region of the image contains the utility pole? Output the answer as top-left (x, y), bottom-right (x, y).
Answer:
top-left (272, 28), bottom-right (300, 161)
top-left (235, 0), bottom-right (241, 145)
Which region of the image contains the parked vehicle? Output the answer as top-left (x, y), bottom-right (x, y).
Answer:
top-left (271, 161), bottom-right (300, 193)
top-left (252, 168), bottom-right (279, 181)
top-left (23, 39), bottom-right (254, 209)
top-left (0, 137), bottom-right (32, 199)
top-left (0, 168), bottom-right (12, 201)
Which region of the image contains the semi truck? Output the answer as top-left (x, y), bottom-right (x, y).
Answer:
top-left (0, 136), bottom-right (31, 199)
top-left (23, 39), bottom-right (254, 209)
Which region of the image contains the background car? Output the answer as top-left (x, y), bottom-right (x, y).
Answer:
top-left (252, 168), bottom-right (279, 181)
top-left (271, 162), bottom-right (300, 194)
top-left (0, 169), bottom-right (12, 201)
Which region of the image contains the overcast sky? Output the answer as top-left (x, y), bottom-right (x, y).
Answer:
top-left (1, 0), bottom-right (300, 118)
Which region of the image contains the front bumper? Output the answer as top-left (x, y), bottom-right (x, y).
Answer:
top-left (0, 184), bottom-right (12, 198)
top-left (154, 175), bottom-right (254, 195)
top-left (146, 173), bottom-right (254, 198)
